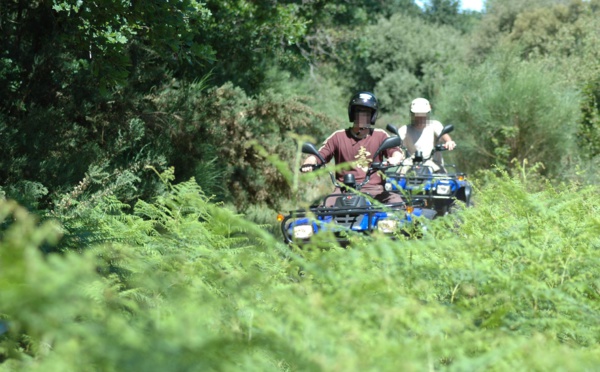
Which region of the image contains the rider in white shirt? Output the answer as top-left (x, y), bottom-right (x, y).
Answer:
top-left (398, 98), bottom-right (456, 173)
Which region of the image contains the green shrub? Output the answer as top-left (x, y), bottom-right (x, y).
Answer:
top-left (435, 47), bottom-right (579, 177)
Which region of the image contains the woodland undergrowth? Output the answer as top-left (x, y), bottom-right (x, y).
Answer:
top-left (1, 166), bottom-right (600, 371)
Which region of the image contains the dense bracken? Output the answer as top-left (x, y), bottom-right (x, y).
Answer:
top-left (2, 166), bottom-right (600, 370)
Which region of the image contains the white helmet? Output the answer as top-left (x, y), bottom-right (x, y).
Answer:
top-left (410, 98), bottom-right (431, 114)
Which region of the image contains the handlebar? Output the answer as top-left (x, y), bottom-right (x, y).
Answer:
top-left (402, 144), bottom-right (448, 165)
top-left (299, 163), bottom-right (323, 172)
top-left (302, 161), bottom-right (396, 191)
top-left (344, 162), bottom-right (397, 190)
top-left (370, 161), bottom-right (399, 171)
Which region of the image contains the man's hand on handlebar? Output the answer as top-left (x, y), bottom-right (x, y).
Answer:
top-left (300, 163), bottom-right (318, 173)
top-left (444, 140), bottom-right (456, 151)
top-left (300, 155), bottom-right (320, 173)
top-left (387, 150), bottom-right (405, 166)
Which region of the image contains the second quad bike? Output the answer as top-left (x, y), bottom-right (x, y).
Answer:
top-left (384, 124), bottom-right (473, 217)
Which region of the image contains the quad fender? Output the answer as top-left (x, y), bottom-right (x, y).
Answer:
top-left (438, 124), bottom-right (454, 140)
top-left (456, 183), bottom-right (473, 206)
top-left (386, 124), bottom-right (400, 136)
top-left (464, 183), bottom-right (473, 206)
top-left (416, 208), bottom-right (437, 220)
top-left (373, 136), bottom-right (401, 160)
top-left (302, 143), bottom-right (326, 164)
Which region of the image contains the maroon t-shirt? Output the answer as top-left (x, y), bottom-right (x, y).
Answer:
top-left (317, 128), bottom-right (400, 186)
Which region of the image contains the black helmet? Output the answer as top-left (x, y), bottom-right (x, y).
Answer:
top-left (348, 91), bottom-right (378, 124)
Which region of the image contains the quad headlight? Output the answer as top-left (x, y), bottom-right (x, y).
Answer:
top-left (293, 225), bottom-right (314, 239)
top-left (377, 219), bottom-right (397, 234)
top-left (436, 184), bottom-right (452, 195)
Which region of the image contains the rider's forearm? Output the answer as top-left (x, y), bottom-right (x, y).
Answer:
top-left (440, 134), bottom-right (452, 143)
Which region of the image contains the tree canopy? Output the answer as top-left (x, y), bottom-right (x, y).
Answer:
top-left (0, 0), bottom-right (599, 208)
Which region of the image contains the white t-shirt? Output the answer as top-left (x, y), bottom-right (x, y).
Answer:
top-left (398, 120), bottom-right (444, 157)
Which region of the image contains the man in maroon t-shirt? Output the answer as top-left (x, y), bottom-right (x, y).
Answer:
top-left (301, 91), bottom-right (405, 207)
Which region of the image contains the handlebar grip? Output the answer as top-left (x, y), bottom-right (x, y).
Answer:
top-left (300, 164), bottom-right (321, 172)
top-left (371, 161), bottom-right (394, 170)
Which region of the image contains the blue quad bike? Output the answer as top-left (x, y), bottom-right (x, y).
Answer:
top-left (383, 124), bottom-right (473, 218)
top-left (280, 136), bottom-right (436, 246)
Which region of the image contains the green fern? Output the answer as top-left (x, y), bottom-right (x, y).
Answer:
top-left (3, 168), bottom-right (600, 371)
